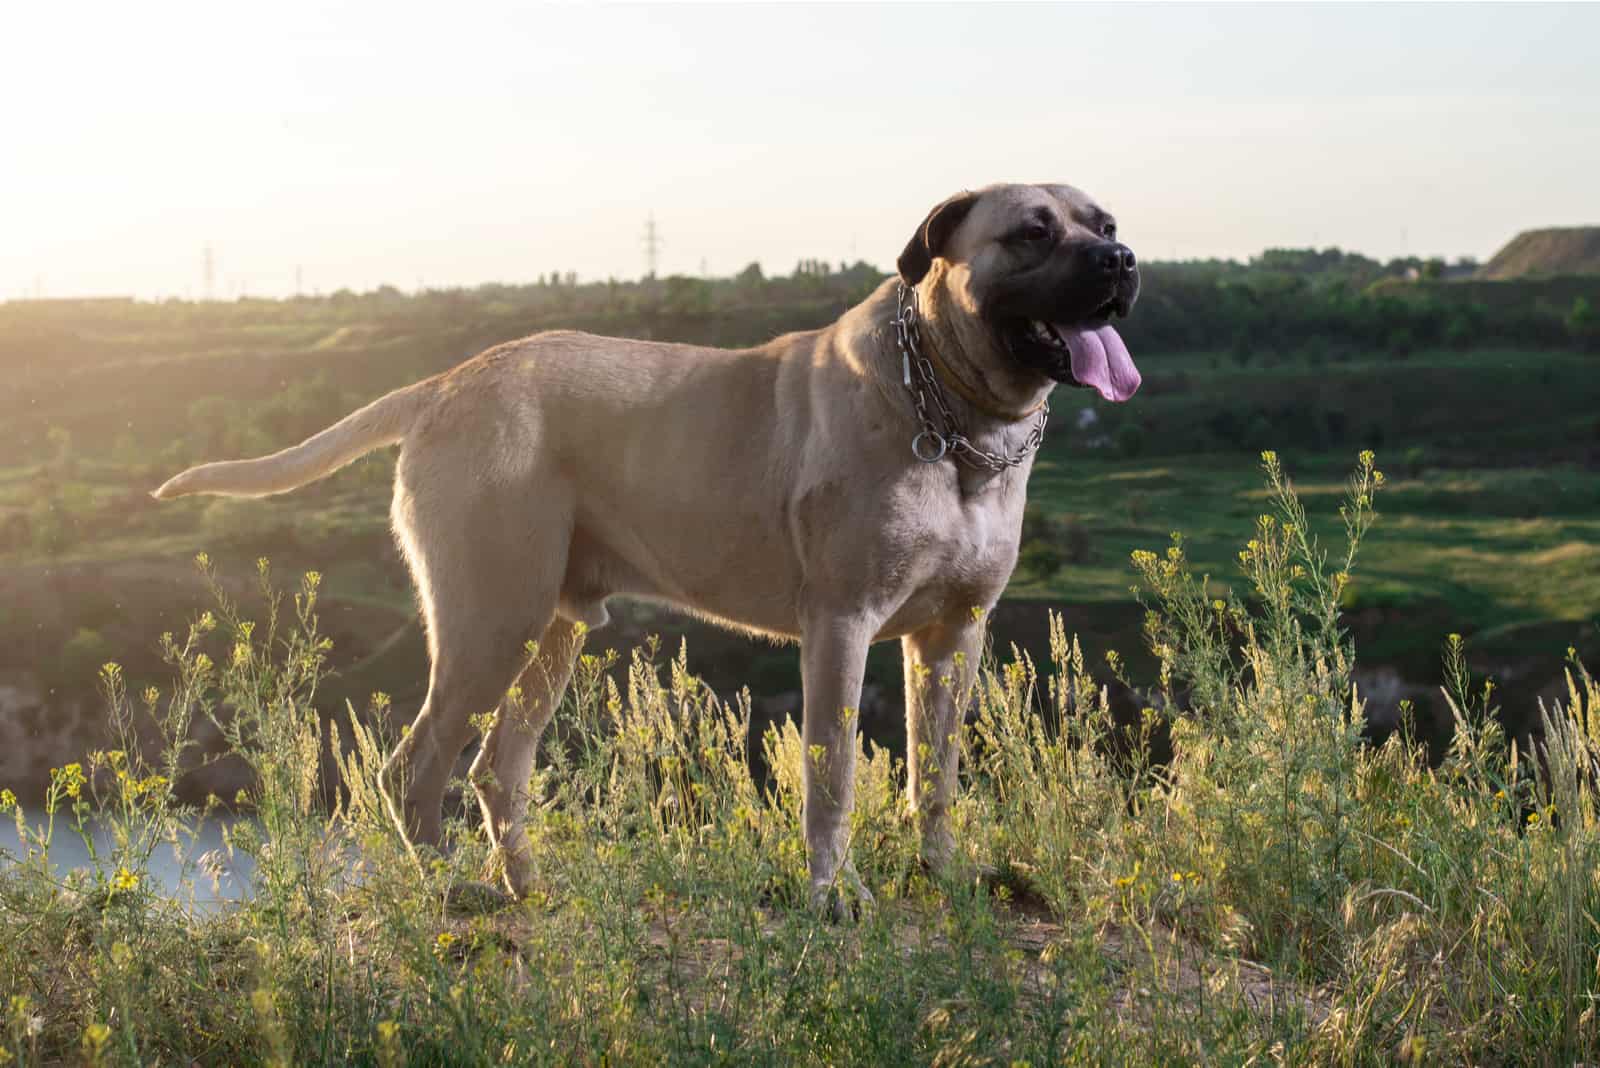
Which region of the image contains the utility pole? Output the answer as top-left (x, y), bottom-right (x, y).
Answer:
top-left (295, 265), bottom-right (304, 296)
top-left (202, 244), bottom-right (215, 301)
top-left (642, 213), bottom-right (663, 279)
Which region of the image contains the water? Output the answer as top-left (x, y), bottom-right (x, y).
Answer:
top-left (0, 815), bottom-right (257, 909)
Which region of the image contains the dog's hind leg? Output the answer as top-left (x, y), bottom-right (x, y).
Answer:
top-left (470, 616), bottom-right (584, 896)
top-left (382, 464), bottom-right (574, 855)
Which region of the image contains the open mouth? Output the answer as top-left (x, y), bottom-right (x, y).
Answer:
top-left (1003, 298), bottom-right (1141, 403)
top-left (1018, 296), bottom-right (1129, 349)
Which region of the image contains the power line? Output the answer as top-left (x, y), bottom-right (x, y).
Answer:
top-left (642, 213), bottom-right (663, 279)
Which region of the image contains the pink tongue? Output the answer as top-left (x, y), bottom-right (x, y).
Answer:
top-left (1057, 324), bottom-right (1141, 403)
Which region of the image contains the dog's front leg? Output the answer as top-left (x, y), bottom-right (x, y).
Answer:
top-left (800, 615), bottom-right (874, 920)
top-left (903, 614), bottom-right (985, 875)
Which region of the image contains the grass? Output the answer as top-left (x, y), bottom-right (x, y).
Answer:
top-left (4, 321), bottom-right (1597, 717)
top-left (3, 454), bottom-right (1599, 1064)
top-left (1017, 453), bottom-right (1600, 672)
top-left (8, 439), bottom-right (1596, 695)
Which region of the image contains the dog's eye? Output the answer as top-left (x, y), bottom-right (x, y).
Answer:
top-left (1016, 223), bottom-right (1050, 244)
top-left (1101, 221), bottom-right (1117, 239)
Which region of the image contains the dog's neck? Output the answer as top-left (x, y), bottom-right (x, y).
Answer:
top-left (842, 279), bottom-right (1053, 489)
top-left (912, 279), bottom-right (1054, 426)
top-left (908, 268), bottom-right (1056, 422)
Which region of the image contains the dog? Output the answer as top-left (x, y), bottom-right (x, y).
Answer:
top-left (153, 182), bottom-right (1143, 916)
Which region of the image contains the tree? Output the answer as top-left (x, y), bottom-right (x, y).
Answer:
top-left (57, 628), bottom-right (112, 692)
top-left (1566, 296), bottom-right (1600, 352)
top-left (187, 396), bottom-right (235, 457)
top-left (663, 276), bottom-right (713, 316)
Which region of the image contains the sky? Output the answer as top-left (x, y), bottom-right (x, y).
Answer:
top-left (3, 2), bottom-right (1597, 301)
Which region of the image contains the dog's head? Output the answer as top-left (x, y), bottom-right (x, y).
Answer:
top-left (898, 183), bottom-right (1142, 403)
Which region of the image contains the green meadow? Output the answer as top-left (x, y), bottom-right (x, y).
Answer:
top-left (2, 458), bottom-right (1598, 1063)
top-left (2, 263), bottom-right (1599, 1062)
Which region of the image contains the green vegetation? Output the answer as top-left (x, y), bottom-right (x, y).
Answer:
top-left (2, 253), bottom-right (1596, 793)
top-left (3, 458), bottom-right (1598, 1063)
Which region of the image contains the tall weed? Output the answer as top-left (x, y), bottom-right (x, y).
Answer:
top-left (1, 454), bottom-right (1597, 1063)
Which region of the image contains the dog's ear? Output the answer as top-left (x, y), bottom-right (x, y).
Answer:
top-left (897, 190), bottom-right (979, 285)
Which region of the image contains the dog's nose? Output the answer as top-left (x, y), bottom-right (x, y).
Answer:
top-left (1094, 243), bottom-right (1137, 277)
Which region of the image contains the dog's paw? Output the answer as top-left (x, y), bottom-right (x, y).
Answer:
top-left (483, 844), bottom-right (537, 902)
top-left (917, 830), bottom-right (959, 880)
top-left (808, 867), bottom-right (877, 924)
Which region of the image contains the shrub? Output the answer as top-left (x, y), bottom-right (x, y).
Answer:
top-left (1016, 538), bottom-right (1064, 581)
top-left (1017, 508), bottom-right (1094, 580)
top-left (1114, 421), bottom-right (1146, 458)
top-left (1568, 296), bottom-right (1600, 352)
top-left (56, 627), bottom-right (111, 692)
top-left (200, 499), bottom-right (296, 551)
top-left (28, 485), bottom-right (92, 555)
top-left (1402, 444), bottom-right (1428, 478)
top-left (4, 461), bottom-right (1599, 1064)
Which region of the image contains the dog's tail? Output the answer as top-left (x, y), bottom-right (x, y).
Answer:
top-left (151, 378), bottom-right (434, 500)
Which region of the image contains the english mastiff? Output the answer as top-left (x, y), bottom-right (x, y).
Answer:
top-left (154, 182), bottom-right (1143, 916)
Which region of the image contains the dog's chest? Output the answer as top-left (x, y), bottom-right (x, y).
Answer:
top-left (925, 498), bottom-right (1019, 587)
top-left (872, 475), bottom-right (1025, 630)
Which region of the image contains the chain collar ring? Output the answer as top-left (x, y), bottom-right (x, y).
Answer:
top-left (891, 282), bottom-right (1049, 472)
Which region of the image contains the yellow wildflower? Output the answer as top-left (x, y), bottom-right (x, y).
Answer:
top-left (82, 1021), bottom-right (111, 1053)
top-left (60, 763), bottom-right (85, 799)
top-left (376, 1019), bottom-right (405, 1068)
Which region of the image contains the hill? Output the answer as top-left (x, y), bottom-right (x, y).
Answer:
top-left (1478, 226), bottom-right (1600, 279)
top-left (1, 251), bottom-right (1596, 805)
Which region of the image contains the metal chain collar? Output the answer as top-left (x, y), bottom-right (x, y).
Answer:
top-left (892, 282), bottom-right (1049, 471)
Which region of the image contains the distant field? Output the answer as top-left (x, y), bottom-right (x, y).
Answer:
top-left (4, 429), bottom-right (1595, 713)
top-left (1019, 453), bottom-right (1600, 672)
top-left (2, 276), bottom-right (1596, 745)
